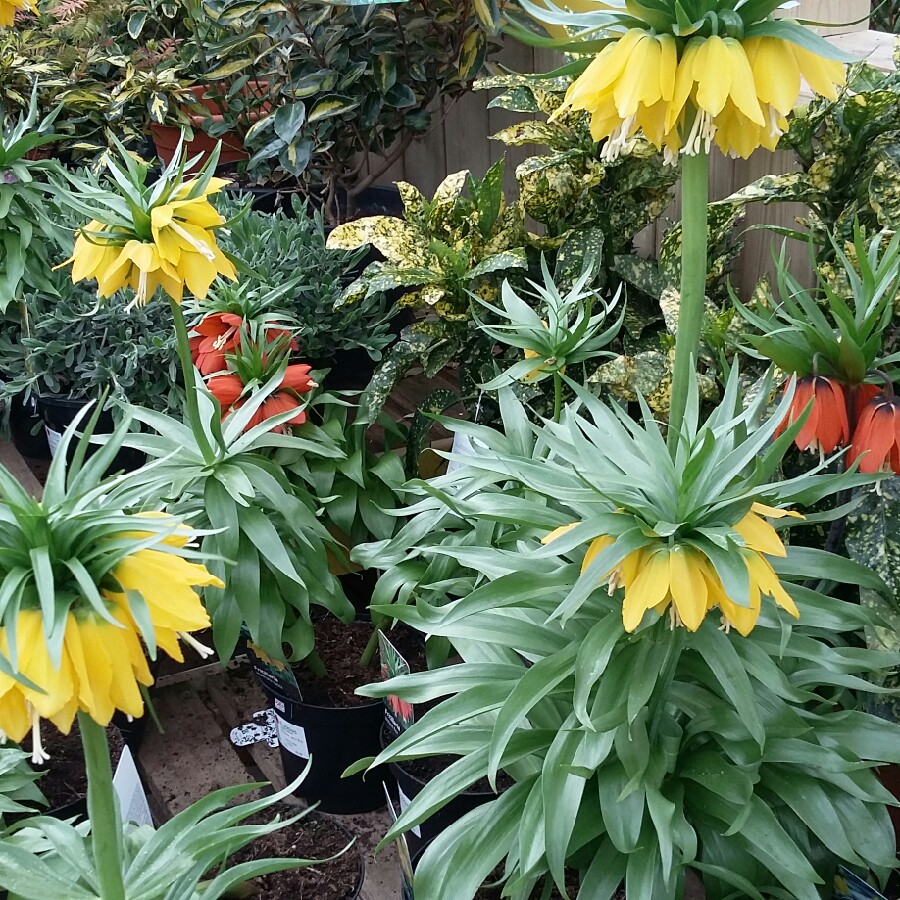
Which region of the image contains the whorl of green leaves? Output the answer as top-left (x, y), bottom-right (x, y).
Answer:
top-left (0, 767), bottom-right (338, 900)
top-left (118, 377), bottom-right (350, 664)
top-left (733, 227), bottom-right (900, 384)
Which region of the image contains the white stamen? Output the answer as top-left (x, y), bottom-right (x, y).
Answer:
top-left (601, 116), bottom-right (635, 163)
top-left (179, 631), bottom-right (215, 659)
top-left (767, 106), bottom-right (783, 140)
top-left (663, 145), bottom-right (679, 167)
top-left (212, 334), bottom-right (228, 350)
top-left (719, 616), bottom-right (731, 634)
top-left (684, 109), bottom-right (716, 157)
top-left (0, 728), bottom-right (7, 745)
top-left (171, 222), bottom-right (216, 262)
top-left (669, 606), bottom-right (683, 630)
top-left (607, 568), bottom-right (623, 596)
top-left (30, 708), bottom-right (49, 765)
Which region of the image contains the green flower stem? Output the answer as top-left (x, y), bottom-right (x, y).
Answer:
top-left (553, 372), bottom-right (563, 424)
top-left (667, 149), bottom-right (710, 451)
top-left (648, 624), bottom-right (686, 744)
top-left (169, 295), bottom-right (215, 463)
top-left (79, 713), bottom-right (125, 900)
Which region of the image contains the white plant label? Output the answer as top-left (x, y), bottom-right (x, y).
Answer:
top-left (46, 428), bottom-right (62, 457)
top-left (446, 432), bottom-right (488, 474)
top-left (397, 784), bottom-right (422, 837)
top-left (274, 714), bottom-right (309, 758)
top-left (112, 746), bottom-right (152, 826)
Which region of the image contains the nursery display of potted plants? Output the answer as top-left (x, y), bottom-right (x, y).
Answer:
top-left (6, 0), bottom-right (900, 895)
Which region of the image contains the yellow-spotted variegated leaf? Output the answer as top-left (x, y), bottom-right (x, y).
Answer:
top-left (468, 249), bottom-right (527, 279)
top-left (398, 285), bottom-right (447, 309)
top-left (432, 171), bottom-right (468, 205)
top-left (592, 350), bottom-right (717, 413)
top-left (397, 181), bottom-right (427, 221)
top-left (515, 154), bottom-right (582, 225)
top-left (484, 204), bottom-right (526, 255)
top-left (723, 172), bottom-right (822, 208)
top-left (490, 120), bottom-right (574, 149)
top-left (326, 217), bottom-right (434, 267)
top-left (869, 148), bottom-right (900, 230)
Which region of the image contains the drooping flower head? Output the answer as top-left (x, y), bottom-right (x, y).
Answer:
top-left (0, 414), bottom-right (223, 760)
top-left (189, 281), bottom-right (301, 375)
top-left (62, 138), bottom-right (237, 307)
top-left (207, 322), bottom-right (316, 434)
top-left (544, 503), bottom-right (800, 636)
top-left (532, 369), bottom-right (838, 637)
top-left (0, 0), bottom-right (34, 25)
top-left (775, 375), bottom-right (849, 457)
top-left (847, 389), bottom-right (900, 475)
top-left (525, 0), bottom-right (851, 161)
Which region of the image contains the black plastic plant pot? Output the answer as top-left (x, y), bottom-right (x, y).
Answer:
top-left (9, 394), bottom-right (50, 459)
top-left (382, 725), bottom-right (500, 858)
top-left (36, 394), bottom-right (145, 475)
top-left (266, 681), bottom-right (393, 814)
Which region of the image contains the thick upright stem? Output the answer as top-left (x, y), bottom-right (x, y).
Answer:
top-left (667, 149), bottom-right (710, 452)
top-left (553, 373), bottom-right (563, 424)
top-left (169, 296), bottom-right (214, 463)
top-left (79, 713), bottom-right (125, 900)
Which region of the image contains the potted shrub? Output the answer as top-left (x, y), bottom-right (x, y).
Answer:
top-left (213, 193), bottom-right (401, 388)
top-left (0, 272), bottom-right (181, 462)
top-left (199, 0), bottom-right (512, 222)
top-left (0, 413), bottom-right (335, 899)
top-left (236, 379), bottom-right (415, 815)
top-left (326, 160), bottom-right (530, 424)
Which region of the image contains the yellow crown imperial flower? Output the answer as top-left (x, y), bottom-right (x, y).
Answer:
top-left (543, 502), bottom-right (803, 635)
top-left (537, 0), bottom-right (850, 161)
top-left (62, 147), bottom-right (237, 308)
top-left (0, 517), bottom-right (222, 762)
top-left (0, 0), bottom-right (34, 25)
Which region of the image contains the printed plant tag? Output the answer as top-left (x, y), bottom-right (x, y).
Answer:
top-left (242, 626), bottom-right (302, 701)
top-left (379, 631), bottom-right (413, 739)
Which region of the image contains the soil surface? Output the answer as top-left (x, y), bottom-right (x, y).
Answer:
top-left (396, 751), bottom-right (515, 796)
top-left (227, 803), bottom-right (363, 900)
top-left (294, 614), bottom-right (424, 708)
top-left (24, 721), bottom-right (125, 809)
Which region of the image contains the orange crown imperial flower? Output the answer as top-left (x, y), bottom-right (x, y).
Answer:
top-left (847, 389), bottom-right (900, 475)
top-left (209, 364), bottom-right (317, 434)
top-left (775, 375), bottom-right (849, 456)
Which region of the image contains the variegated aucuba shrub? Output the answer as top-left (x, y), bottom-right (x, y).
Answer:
top-left (473, 71), bottom-right (740, 414)
top-left (326, 160), bottom-right (528, 424)
top-left (722, 43), bottom-right (900, 251)
top-left (349, 375), bottom-right (900, 900)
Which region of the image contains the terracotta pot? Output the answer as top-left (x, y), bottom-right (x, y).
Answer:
top-left (150, 82), bottom-right (271, 171)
